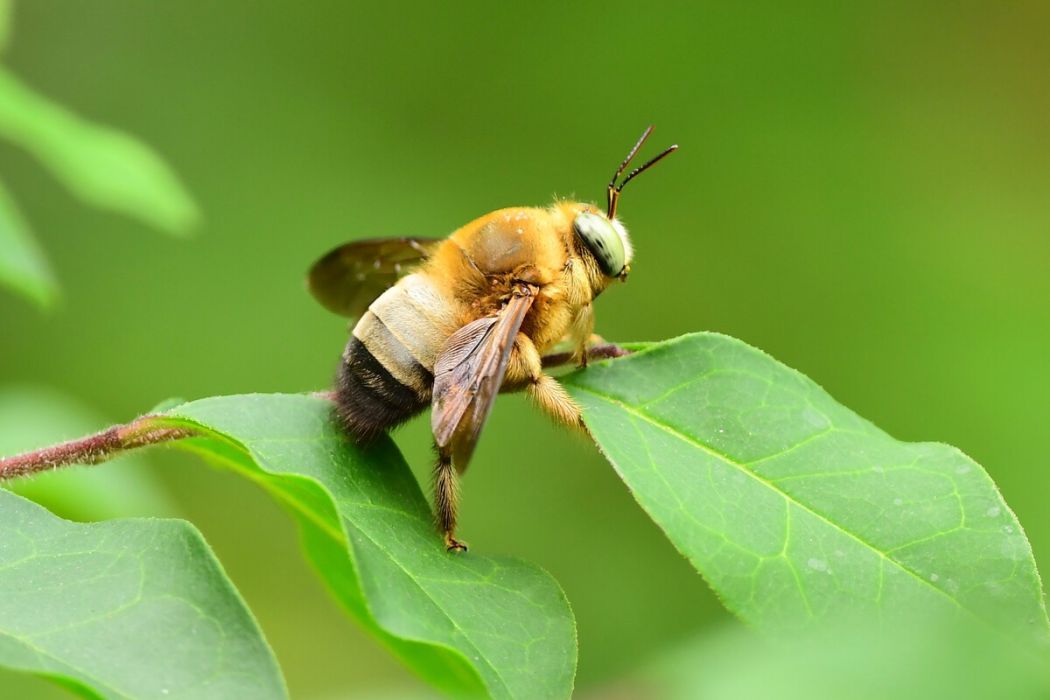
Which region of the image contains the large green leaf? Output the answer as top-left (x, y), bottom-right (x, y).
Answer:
top-left (563, 333), bottom-right (1048, 639)
top-left (0, 179), bottom-right (56, 307)
top-left (149, 394), bottom-right (576, 700)
top-left (0, 488), bottom-right (287, 699)
top-left (0, 68), bottom-right (198, 236)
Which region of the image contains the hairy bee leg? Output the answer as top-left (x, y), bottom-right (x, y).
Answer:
top-left (569, 305), bottom-right (596, 368)
top-left (433, 448), bottom-right (467, 552)
top-left (528, 374), bottom-right (586, 431)
top-left (576, 333), bottom-right (617, 367)
top-left (506, 334), bottom-right (586, 431)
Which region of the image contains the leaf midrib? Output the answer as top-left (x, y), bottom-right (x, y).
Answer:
top-left (573, 384), bottom-right (975, 616)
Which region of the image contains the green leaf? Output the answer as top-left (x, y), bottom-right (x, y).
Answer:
top-left (0, 68), bottom-right (198, 236)
top-left (148, 394), bottom-right (576, 700)
top-left (0, 488), bottom-right (287, 699)
top-left (0, 179), bottom-right (57, 307)
top-left (0, 385), bottom-right (177, 521)
top-left (563, 333), bottom-right (1049, 639)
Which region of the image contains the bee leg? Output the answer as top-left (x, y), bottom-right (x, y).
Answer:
top-left (529, 374), bottom-right (586, 431)
top-left (508, 334), bottom-right (586, 431)
top-left (576, 345), bottom-right (589, 368)
top-left (569, 304), bottom-right (596, 368)
top-left (433, 447), bottom-right (467, 552)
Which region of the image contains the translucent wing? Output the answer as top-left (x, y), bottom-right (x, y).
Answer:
top-left (431, 286), bottom-right (536, 471)
top-left (307, 237), bottom-right (441, 318)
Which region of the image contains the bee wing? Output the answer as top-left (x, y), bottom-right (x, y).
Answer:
top-left (307, 237), bottom-right (442, 318)
top-left (431, 286), bottom-right (537, 471)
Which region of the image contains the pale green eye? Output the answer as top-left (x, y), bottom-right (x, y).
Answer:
top-left (573, 211), bottom-right (625, 276)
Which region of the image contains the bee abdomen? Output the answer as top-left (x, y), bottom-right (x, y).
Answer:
top-left (334, 275), bottom-right (453, 443)
top-left (335, 333), bottom-right (430, 443)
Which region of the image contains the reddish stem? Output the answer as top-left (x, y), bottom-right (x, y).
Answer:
top-left (0, 348), bottom-right (627, 481)
top-left (541, 343), bottom-right (632, 369)
top-left (0, 417), bottom-right (193, 480)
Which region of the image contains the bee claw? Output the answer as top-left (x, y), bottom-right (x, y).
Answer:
top-left (445, 537), bottom-right (468, 553)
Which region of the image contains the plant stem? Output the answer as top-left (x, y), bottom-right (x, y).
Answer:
top-left (541, 343), bottom-right (631, 369)
top-left (0, 417), bottom-right (193, 480)
top-left (0, 346), bottom-right (629, 481)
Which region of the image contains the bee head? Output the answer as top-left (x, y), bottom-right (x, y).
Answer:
top-left (573, 126), bottom-right (676, 280)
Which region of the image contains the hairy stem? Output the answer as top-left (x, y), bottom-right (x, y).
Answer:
top-left (541, 343), bottom-right (631, 369)
top-left (0, 417), bottom-right (194, 480)
top-left (0, 347), bottom-right (628, 481)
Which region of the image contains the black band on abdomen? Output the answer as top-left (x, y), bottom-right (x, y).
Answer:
top-left (334, 337), bottom-right (429, 443)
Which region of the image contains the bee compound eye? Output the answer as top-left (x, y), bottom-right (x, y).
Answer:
top-left (573, 211), bottom-right (625, 277)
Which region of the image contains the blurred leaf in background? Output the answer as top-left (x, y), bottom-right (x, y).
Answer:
top-left (0, 180), bottom-right (55, 307)
top-left (0, 68), bottom-right (199, 236)
top-left (0, 0), bottom-right (197, 308)
top-left (0, 0), bottom-right (10, 52)
top-left (0, 0), bottom-right (190, 533)
top-left (624, 616), bottom-right (1050, 700)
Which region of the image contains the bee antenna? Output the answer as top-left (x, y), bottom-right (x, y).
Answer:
top-left (609, 126), bottom-right (654, 191)
top-left (607, 126), bottom-right (678, 219)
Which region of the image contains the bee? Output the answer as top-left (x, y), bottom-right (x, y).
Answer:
top-left (308, 127), bottom-right (676, 551)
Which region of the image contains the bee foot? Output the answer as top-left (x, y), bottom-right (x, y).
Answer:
top-left (445, 537), bottom-right (468, 553)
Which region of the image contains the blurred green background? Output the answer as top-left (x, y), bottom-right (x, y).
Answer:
top-left (2, 2), bottom-right (1049, 697)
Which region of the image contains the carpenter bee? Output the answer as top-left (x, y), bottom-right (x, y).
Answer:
top-left (308, 127), bottom-right (676, 551)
